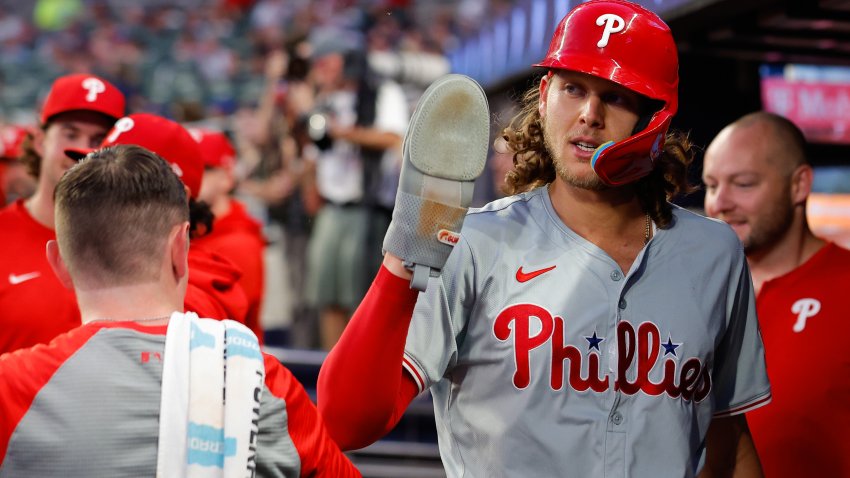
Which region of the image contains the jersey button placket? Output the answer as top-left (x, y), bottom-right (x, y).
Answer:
top-left (611, 411), bottom-right (624, 425)
top-left (608, 270), bottom-right (626, 374)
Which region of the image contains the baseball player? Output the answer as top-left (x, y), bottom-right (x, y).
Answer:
top-left (318, 1), bottom-right (771, 476)
top-left (0, 74), bottom-right (125, 354)
top-left (65, 113), bottom-right (251, 324)
top-left (191, 128), bottom-right (266, 342)
top-left (0, 144), bottom-right (359, 477)
top-left (703, 111), bottom-right (850, 477)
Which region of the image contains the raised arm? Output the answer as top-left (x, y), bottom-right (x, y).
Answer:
top-left (317, 255), bottom-right (420, 451)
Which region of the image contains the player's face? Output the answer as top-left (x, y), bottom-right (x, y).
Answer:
top-left (35, 111), bottom-right (113, 189)
top-left (538, 70), bottom-right (642, 190)
top-left (702, 126), bottom-right (795, 253)
top-left (199, 167), bottom-right (234, 204)
top-left (309, 53), bottom-right (345, 91)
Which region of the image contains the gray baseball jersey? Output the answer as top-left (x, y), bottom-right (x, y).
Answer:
top-left (402, 186), bottom-right (771, 478)
top-left (0, 320), bottom-right (358, 477)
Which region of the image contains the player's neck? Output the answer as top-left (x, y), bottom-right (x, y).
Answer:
top-left (24, 186), bottom-right (56, 229)
top-left (548, 180), bottom-right (648, 272)
top-left (549, 179), bottom-right (645, 234)
top-left (76, 282), bottom-right (183, 325)
top-left (747, 219), bottom-right (825, 295)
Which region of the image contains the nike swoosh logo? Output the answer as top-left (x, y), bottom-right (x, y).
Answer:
top-left (9, 271), bottom-right (41, 285)
top-left (516, 265), bottom-right (557, 283)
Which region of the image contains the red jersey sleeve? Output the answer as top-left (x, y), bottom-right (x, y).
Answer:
top-left (0, 325), bottom-right (100, 463)
top-left (263, 354), bottom-right (360, 477)
top-left (317, 266), bottom-right (421, 451)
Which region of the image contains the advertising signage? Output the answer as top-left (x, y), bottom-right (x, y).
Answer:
top-left (761, 64), bottom-right (850, 145)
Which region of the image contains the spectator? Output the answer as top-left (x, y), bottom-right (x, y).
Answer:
top-left (303, 28), bottom-right (408, 350)
top-left (235, 47), bottom-right (320, 348)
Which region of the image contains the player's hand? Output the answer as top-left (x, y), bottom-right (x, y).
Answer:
top-left (265, 49), bottom-right (288, 81)
top-left (383, 253), bottom-right (413, 280)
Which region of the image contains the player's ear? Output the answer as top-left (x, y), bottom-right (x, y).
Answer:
top-left (538, 72), bottom-right (552, 119)
top-left (790, 164), bottom-right (813, 206)
top-left (46, 240), bottom-right (74, 290)
top-left (169, 221), bottom-right (190, 282)
top-left (32, 127), bottom-right (46, 158)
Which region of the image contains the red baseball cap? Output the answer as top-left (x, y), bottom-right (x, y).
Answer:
top-left (188, 128), bottom-right (236, 170)
top-left (0, 125), bottom-right (30, 160)
top-left (40, 74), bottom-right (126, 125)
top-left (66, 113), bottom-right (204, 198)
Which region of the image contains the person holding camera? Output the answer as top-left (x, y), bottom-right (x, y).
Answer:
top-left (302, 29), bottom-right (409, 350)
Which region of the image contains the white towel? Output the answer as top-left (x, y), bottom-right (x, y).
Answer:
top-left (157, 312), bottom-right (266, 478)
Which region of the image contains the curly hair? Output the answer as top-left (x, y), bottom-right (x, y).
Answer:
top-left (500, 81), bottom-right (696, 228)
top-left (189, 197), bottom-right (215, 239)
top-left (20, 131), bottom-right (42, 178)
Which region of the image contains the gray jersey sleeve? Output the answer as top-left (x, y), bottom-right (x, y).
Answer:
top-left (711, 246), bottom-right (772, 417)
top-left (402, 235), bottom-right (475, 392)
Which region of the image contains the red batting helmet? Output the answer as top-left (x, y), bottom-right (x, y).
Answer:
top-left (534, 0), bottom-right (678, 186)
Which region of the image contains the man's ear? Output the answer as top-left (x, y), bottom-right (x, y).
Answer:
top-left (32, 128), bottom-right (46, 157)
top-left (46, 240), bottom-right (74, 290)
top-left (170, 221), bottom-right (191, 282)
top-left (790, 164), bottom-right (813, 206)
top-left (538, 73), bottom-right (551, 119)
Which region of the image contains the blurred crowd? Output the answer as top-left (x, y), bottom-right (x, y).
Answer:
top-left (0, 0), bottom-right (516, 351)
top-left (0, 0), bottom-right (508, 121)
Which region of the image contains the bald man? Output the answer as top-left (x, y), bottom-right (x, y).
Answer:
top-left (703, 111), bottom-right (850, 477)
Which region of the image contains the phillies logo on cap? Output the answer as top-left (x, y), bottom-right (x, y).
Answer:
top-left (595, 13), bottom-right (625, 48)
top-left (81, 77), bottom-right (106, 102)
top-left (107, 117), bottom-right (135, 143)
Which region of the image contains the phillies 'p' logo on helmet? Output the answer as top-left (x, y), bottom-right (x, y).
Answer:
top-left (534, 0), bottom-right (678, 186)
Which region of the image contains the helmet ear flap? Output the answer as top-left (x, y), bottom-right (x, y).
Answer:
top-left (632, 98), bottom-right (665, 135)
top-left (591, 111), bottom-right (672, 186)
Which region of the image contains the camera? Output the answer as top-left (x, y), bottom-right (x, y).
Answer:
top-left (298, 107), bottom-right (334, 151)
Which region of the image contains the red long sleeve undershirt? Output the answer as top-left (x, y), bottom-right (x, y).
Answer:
top-left (316, 265), bottom-right (422, 451)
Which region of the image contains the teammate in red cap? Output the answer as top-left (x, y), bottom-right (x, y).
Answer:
top-left (0, 74), bottom-right (125, 354)
top-left (190, 128), bottom-right (266, 342)
top-left (67, 113), bottom-right (251, 325)
top-left (318, 1), bottom-right (770, 476)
